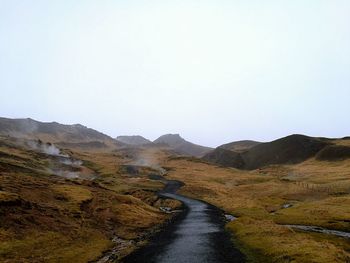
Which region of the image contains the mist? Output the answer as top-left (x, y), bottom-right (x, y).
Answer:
top-left (26, 140), bottom-right (65, 157)
top-left (1, 1), bottom-right (350, 147)
top-left (25, 139), bottom-right (88, 179)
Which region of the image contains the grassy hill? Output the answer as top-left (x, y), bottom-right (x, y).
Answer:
top-left (202, 148), bottom-right (245, 168)
top-left (166, 148), bottom-right (350, 263)
top-left (315, 145), bottom-right (350, 161)
top-left (0, 135), bottom-right (180, 262)
top-left (204, 135), bottom-right (331, 169)
top-left (219, 140), bottom-right (261, 152)
top-left (242, 134), bottom-right (330, 169)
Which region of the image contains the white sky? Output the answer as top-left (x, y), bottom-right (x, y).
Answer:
top-left (1, 0), bottom-right (350, 147)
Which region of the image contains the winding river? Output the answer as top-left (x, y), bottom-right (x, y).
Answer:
top-left (123, 180), bottom-right (245, 263)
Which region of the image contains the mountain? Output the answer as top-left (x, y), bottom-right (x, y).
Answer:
top-left (116, 135), bottom-right (152, 145)
top-left (153, 134), bottom-right (212, 157)
top-left (204, 134), bottom-right (330, 170)
top-left (219, 140), bottom-right (261, 152)
top-left (242, 134), bottom-right (330, 169)
top-left (0, 117), bottom-right (117, 148)
top-left (202, 148), bottom-right (245, 168)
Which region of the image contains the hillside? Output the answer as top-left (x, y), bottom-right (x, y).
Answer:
top-left (153, 134), bottom-right (212, 157)
top-left (315, 145), bottom-right (350, 161)
top-left (1, 119), bottom-right (349, 262)
top-left (202, 148), bottom-right (245, 168)
top-left (242, 134), bottom-right (330, 169)
top-left (116, 135), bottom-right (152, 145)
top-left (219, 140), bottom-right (261, 152)
top-left (0, 135), bottom-right (178, 262)
top-left (0, 117), bottom-right (117, 149)
top-left (204, 134), bottom-right (330, 169)
top-left (166, 146), bottom-right (350, 263)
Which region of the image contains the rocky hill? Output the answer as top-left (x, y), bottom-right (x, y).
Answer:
top-left (0, 117), bottom-right (117, 149)
top-left (116, 135), bottom-right (152, 145)
top-left (154, 134), bottom-right (212, 157)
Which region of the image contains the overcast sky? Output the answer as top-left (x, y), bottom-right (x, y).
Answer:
top-left (1, 1), bottom-right (349, 147)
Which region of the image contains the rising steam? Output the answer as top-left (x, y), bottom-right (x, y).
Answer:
top-left (129, 148), bottom-right (166, 175)
top-left (26, 140), bottom-right (68, 157)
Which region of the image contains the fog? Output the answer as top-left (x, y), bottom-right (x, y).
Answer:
top-left (1, 1), bottom-right (349, 147)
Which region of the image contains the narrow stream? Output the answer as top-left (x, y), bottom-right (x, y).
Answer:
top-left (122, 180), bottom-right (245, 263)
top-left (285, 224), bottom-right (350, 239)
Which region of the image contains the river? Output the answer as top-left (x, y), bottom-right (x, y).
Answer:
top-left (122, 180), bottom-right (245, 263)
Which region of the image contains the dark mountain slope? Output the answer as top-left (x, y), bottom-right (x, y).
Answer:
top-left (202, 148), bottom-right (245, 168)
top-left (242, 134), bottom-right (329, 169)
top-left (315, 145), bottom-right (350, 161)
top-left (204, 135), bottom-right (330, 170)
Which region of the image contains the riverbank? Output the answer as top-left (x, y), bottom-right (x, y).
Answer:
top-left (163, 156), bottom-right (350, 262)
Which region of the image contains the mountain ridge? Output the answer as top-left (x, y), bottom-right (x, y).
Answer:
top-left (116, 135), bottom-right (152, 145)
top-left (0, 117), bottom-right (117, 148)
top-left (154, 134), bottom-right (212, 157)
top-left (203, 134), bottom-right (332, 169)
top-left (218, 140), bottom-right (261, 152)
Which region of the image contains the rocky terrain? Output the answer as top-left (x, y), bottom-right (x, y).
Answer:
top-left (154, 134), bottom-right (212, 157)
top-left (0, 117), bottom-right (118, 150)
top-left (116, 136), bottom-right (153, 146)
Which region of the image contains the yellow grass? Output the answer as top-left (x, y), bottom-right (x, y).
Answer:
top-left (228, 217), bottom-right (349, 263)
top-left (0, 141), bottom-right (170, 262)
top-left (162, 155), bottom-right (350, 262)
top-left (2, 137), bottom-right (349, 262)
top-left (0, 230), bottom-right (112, 263)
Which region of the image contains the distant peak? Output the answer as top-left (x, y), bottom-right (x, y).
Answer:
top-left (157, 133), bottom-right (183, 139)
top-left (73, 124), bottom-right (86, 128)
top-left (117, 135), bottom-right (146, 139)
top-left (153, 134), bottom-right (186, 146)
top-left (116, 135), bottom-right (152, 145)
top-left (23, 118), bottom-right (37, 123)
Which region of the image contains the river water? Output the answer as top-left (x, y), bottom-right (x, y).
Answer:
top-left (123, 180), bottom-right (245, 263)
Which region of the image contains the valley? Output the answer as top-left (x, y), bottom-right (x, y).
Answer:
top-left (2, 1), bottom-right (350, 262)
top-left (0, 118), bottom-right (349, 262)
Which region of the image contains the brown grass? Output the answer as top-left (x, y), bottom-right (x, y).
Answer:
top-left (162, 155), bottom-right (350, 262)
top-left (0, 139), bottom-right (170, 262)
top-left (2, 137), bottom-right (350, 262)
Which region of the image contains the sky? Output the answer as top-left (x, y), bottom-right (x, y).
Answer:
top-left (1, 0), bottom-right (350, 147)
